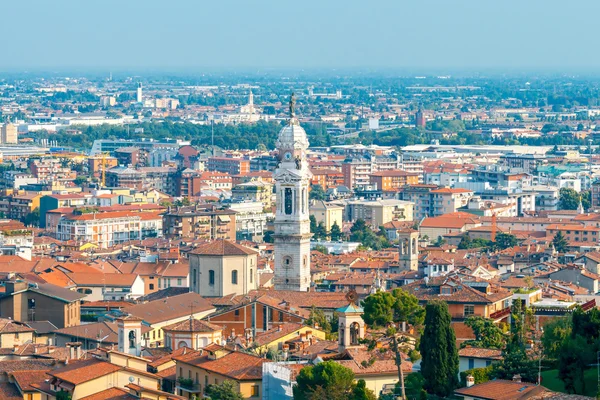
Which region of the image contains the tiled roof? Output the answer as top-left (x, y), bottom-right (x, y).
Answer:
top-left (189, 239), bottom-right (258, 256)
top-left (175, 349), bottom-right (265, 380)
top-left (162, 318), bottom-right (222, 333)
top-left (211, 290), bottom-right (349, 310)
top-left (79, 388), bottom-right (136, 400)
top-left (48, 359), bottom-right (121, 385)
top-left (124, 292), bottom-right (215, 324)
top-left (10, 370), bottom-right (51, 392)
top-left (0, 318), bottom-right (35, 334)
top-left (454, 380), bottom-right (547, 400)
top-left (458, 346), bottom-right (503, 360)
top-left (67, 272), bottom-right (139, 287)
top-left (252, 322), bottom-right (305, 346)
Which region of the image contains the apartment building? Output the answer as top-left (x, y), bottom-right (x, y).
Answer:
top-left (346, 199), bottom-right (414, 227)
top-left (369, 170), bottom-right (419, 191)
top-left (430, 188), bottom-right (474, 216)
top-left (311, 200), bottom-right (344, 232)
top-left (207, 156), bottom-right (250, 175)
top-left (55, 210), bottom-right (163, 248)
top-left (397, 184), bottom-right (440, 220)
top-left (39, 193), bottom-right (94, 227)
top-left (163, 205), bottom-right (236, 240)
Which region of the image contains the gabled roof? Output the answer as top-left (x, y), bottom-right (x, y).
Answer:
top-left (124, 292), bottom-right (215, 324)
top-left (174, 349), bottom-right (265, 381)
top-left (189, 239), bottom-right (257, 256)
top-left (48, 359), bottom-right (121, 385)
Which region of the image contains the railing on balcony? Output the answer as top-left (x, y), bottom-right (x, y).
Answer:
top-left (176, 378), bottom-right (202, 393)
top-left (490, 307), bottom-right (511, 320)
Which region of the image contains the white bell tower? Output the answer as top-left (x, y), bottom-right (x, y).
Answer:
top-left (117, 316), bottom-right (143, 356)
top-left (273, 94), bottom-right (312, 291)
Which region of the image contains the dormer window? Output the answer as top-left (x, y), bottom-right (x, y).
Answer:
top-left (441, 286), bottom-right (452, 295)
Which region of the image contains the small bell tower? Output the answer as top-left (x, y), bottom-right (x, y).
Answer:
top-left (336, 291), bottom-right (365, 352)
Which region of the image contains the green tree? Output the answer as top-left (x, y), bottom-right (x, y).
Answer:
top-left (350, 219), bottom-right (391, 250)
top-left (362, 289), bottom-right (425, 399)
top-left (305, 306), bottom-right (332, 333)
top-left (293, 361), bottom-right (361, 400)
top-left (314, 222), bottom-right (328, 240)
top-left (310, 215), bottom-right (318, 234)
top-left (330, 221), bottom-right (342, 241)
top-left (21, 207), bottom-right (40, 227)
top-left (205, 380), bottom-right (244, 400)
top-left (419, 301), bottom-right (459, 397)
top-left (457, 234), bottom-right (472, 249)
top-left (309, 184), bottom-right (327, 201)
top-left (558, 335), bottom-right (591, 394)
top-left (581, 190), bottom-right (591, 210)
top-left (432, 236), bottom-right (446, 247)
top-left (494, 233), bottom-right (518, 250)
top-left (559, 187), bottom-right (581, 210)
top-left (263, 230), bottom-right (274, 243)
top-left (552, 231), bottom-right (569, 253)
top-left (313, 244), bottom-right (329, 254)
top-left (462, 316), bottom-right (506, 349)
top-left (492, 300), bottom-right (537, 383)
top-left (541, 317), bottom-right (572, 359)
top-left (351, 379), bottom-right (376, 400)
top-left (56, 391), bottom-right (72, 400)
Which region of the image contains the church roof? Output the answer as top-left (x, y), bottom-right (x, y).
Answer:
top-left (190, 239), bottom-right (258, 256)
top-left (336, 303), bottom-right (364, 314)
top-left (277, 120), bottom-right (309, 149)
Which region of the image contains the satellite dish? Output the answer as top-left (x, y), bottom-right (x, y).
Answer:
top-left (128, 376), bottom-right (135, 383)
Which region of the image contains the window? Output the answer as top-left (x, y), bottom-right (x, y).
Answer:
top-left (158, 279), bottom-right (162, 289)
top-left (250, 269), bottom-right (253, 283)
top-left (232, 270), bottom-right (238, 285)
top-left (149, 284), bottom-right (154, 290)
top-left (235, 309), bottom-right (240, 317)
top-left (209, 270), bottom-right (215, 286)
top-left (441, 287), bottom-right (452, 295)
top-left (193, 269), bottom-right (197, 288)
top-left (205, 376), bottom-right (209, 387)
top-left (251, 385), bottom-right (259, 397)
top-left (177, 278), bottom-right (182, 286)
top-left (14, 332), bottom-right (19, 339)
top-left (284, 188), bottom-right (293, 215)
top-left (464, 305), bottom-right (475, 316)
top-left (468, 358), bottom-right (475, 369)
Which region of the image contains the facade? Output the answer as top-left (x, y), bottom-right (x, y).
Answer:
top-left (39, 193), bottom-right (94, 227)
top-left (228, 201), bottom-right (272, 242)
top-left (163, 205), bottom-right (236, 240)
top-left (232, 180), bottom-right (273, 208)
top-left (163, 318), bottom-right (223, 350)
top-left (398, 229), bottom-right (419, 271)
top-left (207, 156), bottom-right (250, 175)
top-left (398, 184), bottom-right (439, 220)
top-left (346, 199), bottom-right (414, 227)
top-left (273, 96), bottom-right (312, 292)
top-left (55, 211), bottom-right (163, 248)
top-left (310, 200), bottom-right (344, 232)
top-left (430, 188), bottom-right (474, 216)
top-left (188, 239), bottom-right (258, 298)
top-left (1, 122), bottom-right (18, 144)
top-left (0, 281), bottom-right (85, 328)
top-left (369, 170), bottom-right (419, 191)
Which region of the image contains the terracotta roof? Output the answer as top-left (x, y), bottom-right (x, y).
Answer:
top-left (0, 318), bottom-right (35, 334)
top-left (190, 239), bottom-right (257, 256)
top-left (252, 322), bottom-right (306, 346)
top-left (124, 292), bottom-right (215, 324)
top-left (454, 380), bottom-right (547, 400)
top-left (458, 346), bottom-right (503, 360)
top-left (10, 370), bottom-right (51, 392)
top-left (211, 290), bottom-right (349, 310)
top-left (162, 318), bottom-right (222, 333)
top-left (80, 388), bottom-right (136, 400)
top-left (430, 188), bottom-right (473, 194)
top-left (48, 359), bottom-right (121, 385)
top-left (175, 349), bottom-right (265, 380)
top-left (67, 272), bottom-right (139, 287)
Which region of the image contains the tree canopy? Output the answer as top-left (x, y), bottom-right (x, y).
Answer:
top-left (293, 361), bottom-right (375, 400)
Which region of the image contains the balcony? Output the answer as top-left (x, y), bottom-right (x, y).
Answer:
top-left (176, 378), bottom-right (202, 393)
top-left (490, 307), bottom-right (511, 321)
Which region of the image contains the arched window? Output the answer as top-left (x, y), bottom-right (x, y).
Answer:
top-left (412, 238), bottom-right (417, 254)
top-left (285, 188), bottom-right (293, 215)
top-left (128, 330), bottom-right (136, 349)
top-left (177, 340), bottom-right (187, 349)
top-left (209, 270), bottom-right (215, 286)
top-left (350, 322), bottom-right (360, 345)
top-left (232, 270), bottom-right (238, 285)
top-left (283, 256), bottom-right (292, 268)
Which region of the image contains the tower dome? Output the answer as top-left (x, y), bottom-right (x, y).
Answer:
top-left (276, 93), bottom-right (309, 152)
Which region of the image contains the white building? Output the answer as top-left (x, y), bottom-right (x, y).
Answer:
top-left (273, 95), bottom-right (312, 292)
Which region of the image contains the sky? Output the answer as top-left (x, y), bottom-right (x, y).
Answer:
top-left (0, 0), bottom-right (598, 72)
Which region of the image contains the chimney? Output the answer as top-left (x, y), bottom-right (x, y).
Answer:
top-left (277, 324), bottom-right (283, 332)
top-left (466, 375), bottom-right (475, 388)
top-left (306, 330), bottom-right (312, 341)
top-left (512, 374), bottom-right (522, 383)
top-left (12, 344), bottom-right (19, 353)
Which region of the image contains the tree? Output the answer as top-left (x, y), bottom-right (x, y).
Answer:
top-left (432, 236), bottom-right (446, 247)
top-left (541, 317), bottom-right (572, 359)
top-left (205, 380), bottom-right (244, 400)
top-left (492, 300), bottom-right (538, 383)
top-left (552, 231), bottom-right (568, 253)
top-left (314, 222), bottom-right (328, 240)
top-left (362, 289), bottom-right (425, 399)
top-left (457, 234), bottom-right (472, 249)
top-left (419, 301), bottom-right (459, 397)
top-left (349, 219), bottom-right (391, 250)
top-left (351, 379), bottom-right (377, 400)
top-left (559, 187), bottom-right (581, 210)
top-left (309, 184), bottom-right (327, 201)
top-left (263, 230), bottom-right (274, 243)
top-left (313, 244), bottom-right (329, 254)
top-left (330, 221), bottom-right (342, 241)
top-left (293, 361), bottom-right (368, 400)
top-left (310, 215), bottom-right (318, 235)
top-left (462, 316), bottom-right (506, 349)
top-left (21, 207), bottom-right (40, 227)
top-left (494, 233), bottom-right (518, 250)
top-left (305, 306), bottom-right (331, 333)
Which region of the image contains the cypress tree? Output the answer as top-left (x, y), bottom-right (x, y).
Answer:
top-left (419, 300), bottom-right (459, 397)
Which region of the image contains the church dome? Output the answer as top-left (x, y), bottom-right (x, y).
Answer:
top-left (276, 120), bottom-right (309, 150)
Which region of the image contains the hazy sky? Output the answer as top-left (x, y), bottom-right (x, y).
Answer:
top-left (0, 0), bottom-right (597, 71)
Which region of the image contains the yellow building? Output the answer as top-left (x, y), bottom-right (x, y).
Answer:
top-left (311, 200), bottom-right (344, 232)
top-left (163, 318), bottom-right (223, 350)
top-left (0, 318), bottom-right (35, 349)
top-left (174, 345), bottom-right (264, 399)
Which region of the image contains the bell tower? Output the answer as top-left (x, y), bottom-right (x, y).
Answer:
top-left (273, 94), bottom-right (312, 292)
top-left (337, 291), bottom-right (365, 352)
top-left (398, 229), bottom-right (419, 271)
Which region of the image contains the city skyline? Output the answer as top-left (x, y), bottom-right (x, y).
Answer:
top-left (1, 0), bottom-right (599, 71)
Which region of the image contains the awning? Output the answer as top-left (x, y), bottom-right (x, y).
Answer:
top-left (217, 215), bottom-right (231, 223)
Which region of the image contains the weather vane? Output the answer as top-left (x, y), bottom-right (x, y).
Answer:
top-left (289, 93), bottom-right (296, 118)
